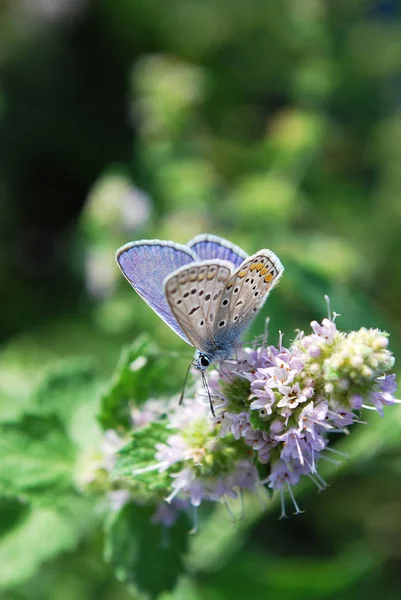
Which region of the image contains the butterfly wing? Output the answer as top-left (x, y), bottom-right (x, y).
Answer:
top-left (164, 260), bottom-right (233, 354)
top-left (188, 234), bottom-right (248, 268)
top-left (116, 240), bottom-right (197, 344)
top-left (214, 250), bottom-right (284, 346)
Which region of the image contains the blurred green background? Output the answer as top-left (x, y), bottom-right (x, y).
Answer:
top-left (1, 0), bottom-right (401, 598)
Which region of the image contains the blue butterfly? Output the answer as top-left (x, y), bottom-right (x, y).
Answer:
top-left (116, 234), bottom-right (284, 373)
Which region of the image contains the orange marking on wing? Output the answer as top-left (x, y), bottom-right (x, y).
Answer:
top-left (260, 268), bottom-right (268, 276)
top-left (226, 283), bottom-right (233, 290)
top-left (264, 273), bottom-right (273, 283)
top-left (238, 270), bottom-right (247, 278)
top-left (198, 274), bottom-right (205, 281)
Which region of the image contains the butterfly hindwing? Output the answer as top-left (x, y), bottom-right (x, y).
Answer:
top-left (188, 234), bottom-right (248, 268)
top-left (215, 250), bottom-right (284, 341)
top-left (116, 240), bottom-right (197, 344)
top-left (164, 260), bottom-right (233, 353)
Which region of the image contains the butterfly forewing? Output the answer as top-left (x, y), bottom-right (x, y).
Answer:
top-left (116, 240), bottom-right (196, 344)
top-left (215, 250), bottom-right (284, 340)
top-left (188, 234), bottom-right (248, 268)
top-left (164, 260), bottom-right (233, 352)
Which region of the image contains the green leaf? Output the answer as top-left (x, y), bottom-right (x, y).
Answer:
top-left (104, 502), bottom-right (189, 597)
top-left (32, 359), bottom-right (100, 423)
top-left (113, 421), bottom-right (172, 493)
top-left (0, 414), bottom-right (75, 501)
top-left (29, 359), bottom-right (104, 453)
top-left (0, 497), bottom-right (95, 591)
top-left (99, 334), bottom-right (182, 431)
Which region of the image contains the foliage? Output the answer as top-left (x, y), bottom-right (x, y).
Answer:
top-left (0, 362), bottom-right (102, 593)
top-left (0, 0), bottom-right (401, 599)
top-left (104, 503), bottom-right (189, 597)
top-left (99, 335), bottom-right (183, 431)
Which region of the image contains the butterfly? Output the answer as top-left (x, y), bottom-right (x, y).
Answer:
top-left (116, 234), bottom-right (284, 375)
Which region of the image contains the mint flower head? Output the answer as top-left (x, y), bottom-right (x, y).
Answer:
top-left (134, 395), bottom-right (261, 517)
top-left (96, 308), bottom-right (399, 528)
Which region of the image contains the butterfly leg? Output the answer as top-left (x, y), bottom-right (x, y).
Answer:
top-left (201, 371), bottom-right (215, 417)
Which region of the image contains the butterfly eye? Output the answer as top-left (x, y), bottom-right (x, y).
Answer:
top-left (258, 408), bottom-right (269, 420)
top-left (199, 354), bottom-right (210, 368)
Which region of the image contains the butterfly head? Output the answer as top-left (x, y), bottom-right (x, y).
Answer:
top-left (193, 351), bottom-right (212, 372)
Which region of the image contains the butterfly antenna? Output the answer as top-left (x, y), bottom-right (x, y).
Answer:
top-left (201, 371), bottom-right (215, 417)
top-left (179, 359), bottom-right (194, 406)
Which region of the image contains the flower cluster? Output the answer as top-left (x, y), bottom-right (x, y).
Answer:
top-left (97, 314), bottom-right (398, 526)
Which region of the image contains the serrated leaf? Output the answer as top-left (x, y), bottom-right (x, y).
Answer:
top-left (99, 334), bottom-right (182, 431)
top-left (114, 421), bottom-right (169, 475)
top-left (113, 421), bottom-right (172, 492)
top-left (104, 502), bottom-right (189, 597)
top-left (0, 414), bottom-right (75, 501)
top-left (0, 497), bottom-right (94, 591)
